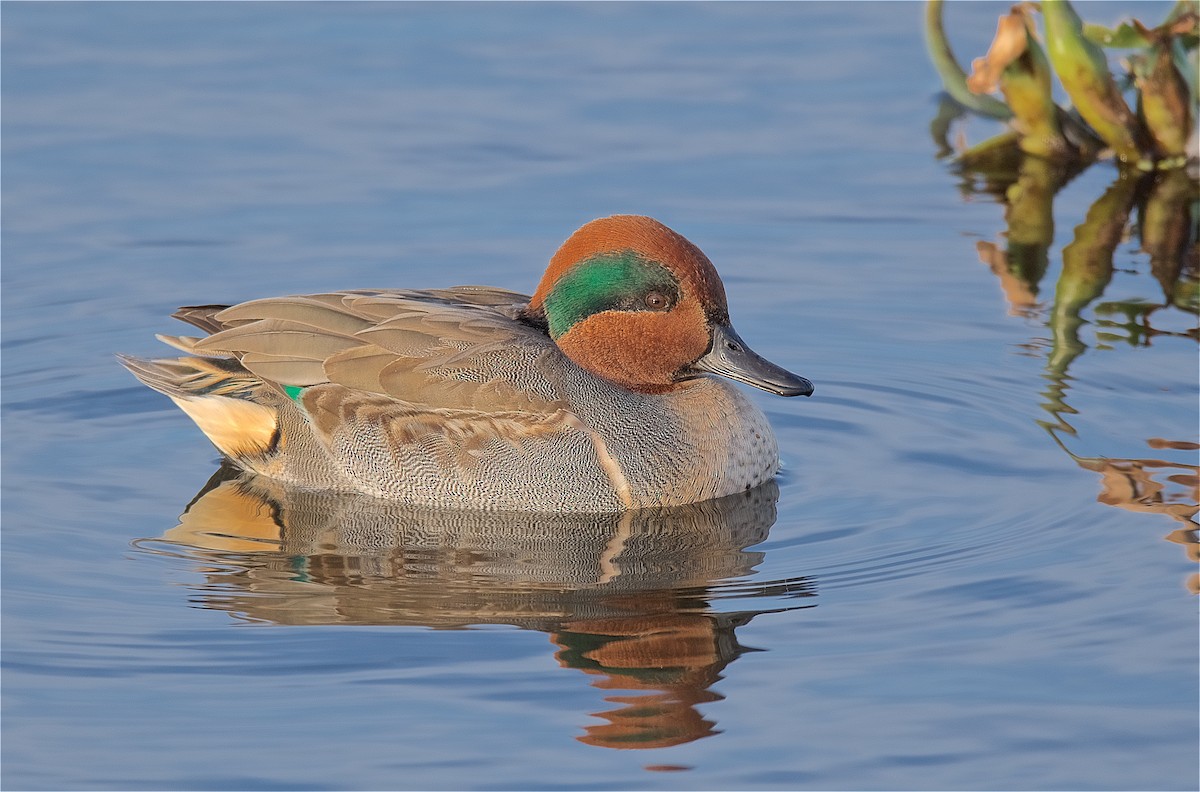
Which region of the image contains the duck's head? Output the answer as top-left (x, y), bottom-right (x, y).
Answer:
top-left (526, 215), bottom-right (813, 397)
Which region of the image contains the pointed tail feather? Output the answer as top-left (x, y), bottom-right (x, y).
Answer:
top-left (154, 333), bottom-right (205, 354)
top-left (117, 353), bottom-right (254, 400)
top-left (171, 304), bottom-right (232, 335)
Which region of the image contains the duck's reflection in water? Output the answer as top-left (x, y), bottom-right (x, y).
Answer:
top-left (145, 466), bottom-right (815, 749)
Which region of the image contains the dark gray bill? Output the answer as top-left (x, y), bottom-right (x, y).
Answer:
top-left (688, 324), bottom-right (814, 397)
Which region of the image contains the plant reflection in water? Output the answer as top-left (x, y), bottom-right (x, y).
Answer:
top-left (137, 467), bottom-right (814, 749)
top-left (938, 124), bottom-right (1199, 592)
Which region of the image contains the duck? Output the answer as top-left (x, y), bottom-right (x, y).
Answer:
top-left (120, 215), bottom-right (813, 512)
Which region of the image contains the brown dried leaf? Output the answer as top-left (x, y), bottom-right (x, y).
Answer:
top-left (967, 11), bottom-right (1030, 94)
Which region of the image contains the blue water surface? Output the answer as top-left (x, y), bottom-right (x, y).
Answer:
top-left (3, 3), bottom-right (1197, 790)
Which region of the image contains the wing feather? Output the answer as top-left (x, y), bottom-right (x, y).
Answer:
top-left (196, 320), bottom-right (363, 358)
top-left (215, 296), bottom-right (374, 335)
top-left (322, 346), bottom-right (398, 393)
top-left (238, 353), bottom-right (329, 387)
top-left (173, 287), bottom-right (558, 409)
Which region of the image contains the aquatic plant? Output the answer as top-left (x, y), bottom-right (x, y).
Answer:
top-left (930, 2), bottom-right (1200, 592)
top-left (927, 0), bottom-right (1198, 169)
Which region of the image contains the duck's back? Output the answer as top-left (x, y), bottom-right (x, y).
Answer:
top-left (122, 287), bottom-right (780, 511)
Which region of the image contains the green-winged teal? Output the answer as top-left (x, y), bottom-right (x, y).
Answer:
top-left (121, 215), bottom-right (813, 511)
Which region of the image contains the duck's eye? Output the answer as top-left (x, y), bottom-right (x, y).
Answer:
top-left (643, 291), bottom-right (670, 311)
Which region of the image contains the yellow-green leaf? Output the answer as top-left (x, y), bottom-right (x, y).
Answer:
top-left (1041, 0), bottom-right (1147, 164)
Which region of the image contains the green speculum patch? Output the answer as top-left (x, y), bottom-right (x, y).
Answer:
top-left (542, 251), bottom-right (680, 339)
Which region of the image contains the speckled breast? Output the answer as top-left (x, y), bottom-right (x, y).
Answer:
top-left (575, 376), bottom-right (781, 509)
top-left (256, 374), bottom-right (780, 512)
